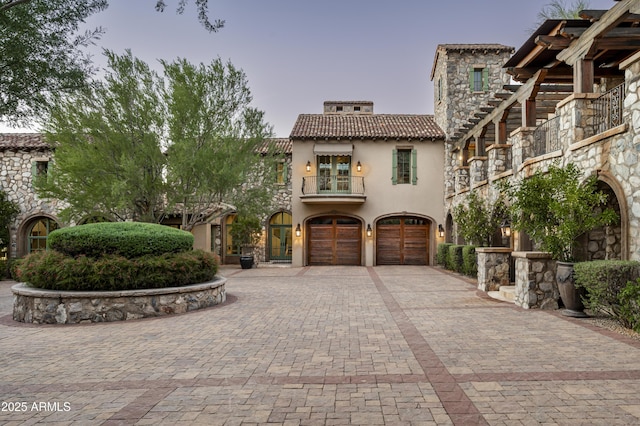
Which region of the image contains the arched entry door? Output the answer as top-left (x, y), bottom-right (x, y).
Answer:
top-left (376, 216), bottom-right (430, 265)
top-left (307, 216), bottom-right (361, 265)
top-left (269, 212), bottom-right (292, 262)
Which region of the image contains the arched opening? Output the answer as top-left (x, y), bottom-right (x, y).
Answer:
top-left (268, 211), bottom-right (292, 262)
top-left (576, 178), bottom-right (625, 261)
top-left (445, 212), bottom-right (454, 244)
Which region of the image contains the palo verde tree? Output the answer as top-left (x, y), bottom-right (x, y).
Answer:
top-left (37, 50), bottom-right (167, 223)
top-left (37, 50), bottom-right (275, 227)
top-left (162, 57), bottom-right (276, 230)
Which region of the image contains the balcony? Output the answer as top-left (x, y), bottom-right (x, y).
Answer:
top-left (300, 175), bottom-right (366, 204)
top-left (532, 115), bottom-right (561, 158)
top-left (588, 82), bottom-right (626, 138)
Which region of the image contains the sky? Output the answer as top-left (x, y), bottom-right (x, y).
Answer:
top-left (2, 0), bottom-right (617, 137)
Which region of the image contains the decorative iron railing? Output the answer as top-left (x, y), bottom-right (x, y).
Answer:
top-left (302, 176), bottom-right (365, 195)
top-left (533, 115), bottom-right (561, 158)
top-left (590, 82), bottom-right (626, 137)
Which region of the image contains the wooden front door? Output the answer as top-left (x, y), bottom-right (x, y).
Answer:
top-left (307, 216), bottom-right (361, 265)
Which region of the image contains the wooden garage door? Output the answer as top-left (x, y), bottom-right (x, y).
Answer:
top-left (308, 217), bottom-right (361, 265)
top-left (376, 217), bottom-right (430, 265)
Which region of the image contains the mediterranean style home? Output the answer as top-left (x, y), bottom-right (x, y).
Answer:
top-left (3, 0), bottom-right (640, 279)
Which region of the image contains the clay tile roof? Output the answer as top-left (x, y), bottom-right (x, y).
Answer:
top-left (0, 133), bottom-right (50, 151)
top-left (289, 114), bottom-right (444, 141)
top-left (256, 138), bottom-right (292, 154)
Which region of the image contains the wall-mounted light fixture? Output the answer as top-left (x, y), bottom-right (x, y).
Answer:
top-left (306, 161), bottom-right (311, 172)
top-left (366, 224), bottom-right (372, 237)
top-left (356, 161), bottom-right (362, 173)
top-left (500, 219), bottom-right (511, 238)
top-left (438, 224), bottom-right (445, 238)
top-left (295, 223), bottom-right (302, 237)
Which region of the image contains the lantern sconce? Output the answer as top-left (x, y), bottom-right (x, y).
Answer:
top-left (366, 224), bottom-right (372, 238)
top-left (356, 161), bottom-right (362, 173)
top-left (438, 224), bottom-right (445, 238)
top-left (306, 161), bottom-right (311, 172)
top-left (295, 223), bottom-right (302, 238)
top-left (500, 219), bottom-right (511, 238)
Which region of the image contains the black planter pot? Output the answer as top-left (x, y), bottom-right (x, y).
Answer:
top-left (556, 261), bottom-right (588, 318)
top-left (240, 255), bottom-right (254, 269)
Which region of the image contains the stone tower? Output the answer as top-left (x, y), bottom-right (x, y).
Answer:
top-left (430, 44), bottom-right (515, 140)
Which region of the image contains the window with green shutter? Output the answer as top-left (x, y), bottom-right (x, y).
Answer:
top-left (393, 148), bottom-right (416, 185)
top-left (469, 67), bottom-right (487, 92)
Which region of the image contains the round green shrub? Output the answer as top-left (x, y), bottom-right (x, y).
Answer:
top-left (13, 249), bottom-right (218, 291)
top-left (47, 222), bottom-right (194, 259)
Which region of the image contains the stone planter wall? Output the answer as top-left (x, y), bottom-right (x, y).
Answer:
top-left (12, 277), bottom-right (227, 324)
top-left (476, 247), bottom-right (512, 291)
top-left (512, 251), bottom-right (559, 310)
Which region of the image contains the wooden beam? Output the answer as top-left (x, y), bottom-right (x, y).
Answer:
top-left (580, 9), bottom-right (640, 21)
top-left (536, 35), bottom-right (572, 49)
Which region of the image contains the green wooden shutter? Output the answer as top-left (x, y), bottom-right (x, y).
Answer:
top-left (31, 161), bottom-right (37, 178)
top-left (411, 149), bottom-right (417, 185)
top-left (482, 68), bottom-right (489, 92)
top-left (282, 161), bottom-right (289, 183)
top-left (468, 68), bottom-right (474, 91)
top-left (391, 149), bottom-right (398, 185)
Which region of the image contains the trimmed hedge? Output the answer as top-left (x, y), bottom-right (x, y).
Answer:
top-left (47, 222), bottom-right (194, 259)
top-left (447, 245), bottom-right (464, 273)
top-left (574, 260), bottom-right (640, 324)
top-left (12, 249), bottom-right (218, 291)
top-left (437, 243), bottom-right (452, 266)
top-left (462, 246), bottom-right (477, 277)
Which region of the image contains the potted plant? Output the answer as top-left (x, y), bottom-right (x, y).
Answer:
top-left (229, 214), bottom-right (263, 269)
top-left (502, 163), bottom-right (618, 316)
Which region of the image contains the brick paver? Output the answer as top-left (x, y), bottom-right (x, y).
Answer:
top-left (2, 266), bottom-right (640, 424)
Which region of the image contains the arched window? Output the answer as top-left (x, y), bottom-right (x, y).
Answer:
top-left (28, 218), bottom-right (58, 253)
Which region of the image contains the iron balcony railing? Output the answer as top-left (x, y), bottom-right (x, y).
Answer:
top-left (533, 115), bottom-right (561, 158)
top-left (302, 175), bottom-right (365, 195)
top-left (590, 82), bottom-right (626, 137)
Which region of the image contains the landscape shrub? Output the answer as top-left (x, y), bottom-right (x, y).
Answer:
top-left (462, 245), bottom-right (477, 277)
top-left (12, 249), bottom-right (218, 291)
top-left (437, 243), bottom-right (452, 266)
top-left (617, 279), bottom-right (640, 332)
top-left (574, 260), bottom-right (640, 321)
top-left (447, 245), bottom-right (464, 273)
top-left (47, 222), bottom-right (194, 259)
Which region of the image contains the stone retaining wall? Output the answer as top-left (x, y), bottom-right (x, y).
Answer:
top-left (12, 278), bottom-right (227, 324)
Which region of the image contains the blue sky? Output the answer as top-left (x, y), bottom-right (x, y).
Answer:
top-left (3, 0), bottom-right (616, 136)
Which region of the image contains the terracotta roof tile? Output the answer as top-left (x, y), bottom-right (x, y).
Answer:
top-left (256, 138), bottom-right (292, 154)
top-left (289, 114), bottom-right (444, 140)
top-left (0, 133), bottom-right (50, 151)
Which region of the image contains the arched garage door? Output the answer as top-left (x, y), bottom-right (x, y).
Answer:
top-left (376, 216), bottom-right (430, 265)
top-left (307, 216), bottom-right (361, 265)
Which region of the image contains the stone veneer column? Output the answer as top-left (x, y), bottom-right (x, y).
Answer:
top-left (486, 144), bottom-right (512, 177)
top-left (476, 247), bottom-right (512, 291)
top-left (454, 166), bottom-right (469, 193)
top-left (468, 156), bottom-right (487, 186)
top-left (512, 251), bottom-right (559, 310)
top-left (510, 128), bottom-right (536, 168)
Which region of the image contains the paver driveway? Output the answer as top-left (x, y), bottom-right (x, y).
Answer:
top-left (3, 265), bottom-right (640, 425)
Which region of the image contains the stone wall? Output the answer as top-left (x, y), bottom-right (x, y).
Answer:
top-left (513, 251), bottom-right (558, 310)
top-left (476, 247), bottom-right (512, 291)
top-left (12, 278), bottom-right (227, 324)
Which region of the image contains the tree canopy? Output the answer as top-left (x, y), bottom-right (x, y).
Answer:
top-left (37, 50), bottom-right (276, 228)
top-left (0, 0), bottom-right (107, 126)
top-left (537, 0), bottom-right (591, 24)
